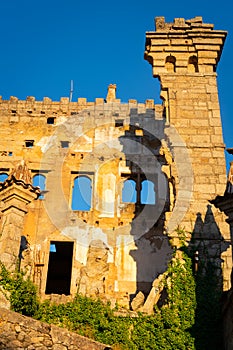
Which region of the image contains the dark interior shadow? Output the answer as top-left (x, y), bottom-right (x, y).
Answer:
top-left (18, 235), bottom-right (29, 271)
top-left (189, 204), bottom-right (230, 350)
top-left (119, 107), bottom-right (173, 302)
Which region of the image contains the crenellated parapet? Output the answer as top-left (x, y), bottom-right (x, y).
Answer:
top-left (0, 84), bottom-right (158, 121)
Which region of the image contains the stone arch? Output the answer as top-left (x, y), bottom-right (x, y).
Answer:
top-left (188, 55), bottom-right (198, 72)
top-left (71, 175), bottom-right (92, 211)
top-left (165, 55), bottom-right (176, 72)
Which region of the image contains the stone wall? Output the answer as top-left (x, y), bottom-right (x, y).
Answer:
top-left (0, 90), bottom-right (172, 306)
top-left (0, 307), bottom-right (111, 350)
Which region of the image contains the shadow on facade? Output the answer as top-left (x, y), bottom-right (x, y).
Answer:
top-left (189, 205), bottom-right (230, 350)
top-left (119, 107), bottom-right (173, 301)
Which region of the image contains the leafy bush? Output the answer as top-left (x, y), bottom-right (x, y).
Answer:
top-left (0, 262), bottom-right (39, 316)
top-left (33, 247), bottom-right (196, 349)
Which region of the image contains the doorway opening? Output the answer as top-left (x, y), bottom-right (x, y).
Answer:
top-left (45, 241), bottom-right (73, 295)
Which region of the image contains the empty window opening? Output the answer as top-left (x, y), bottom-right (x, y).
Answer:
top-left (61, 141), bottom-right (69, 148)
top-left (27, 110), bottom-right (32, 114)
top-left (32, 174), bottom-right (46, 199)
top-left (141, 180), bottom-right (156, 205)
top-left (45, 241), bottom-right (73, 295)
top-left (25, 140), bottom-right (34, 148)
top-left (47, 117), bottom-right (55, 124)
top-left (122, 179), bottom-right (137, 203)
top-left (11, 110), bottom-right (16, 114)
top-left (188, 56), bottom-right (198, 73)
top-left (0, 173), bottom-right (8, 183)
top-left (50, 243), bottom-right (56, 252)
top-left (71, 176), bottom-right (92, 211)
top-left (41, 111), bottom-right (45, 114)
top-left (165, 56), bottom-right (176, 73)
top-left (115, 119), bottom-right (124, 127)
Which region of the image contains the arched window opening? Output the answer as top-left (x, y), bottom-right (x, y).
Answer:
top-left (0, 173), bottom-right (8, 183)
top-left (122, 179), bottom-right (136, 203)
top-left (165, 56), bottom-right (176, 73)
top-left (141, 180), bottom-right (156, 205)
top-left (188, 56), bottom-right (198, 73)
top-left (32, 174), bottom-right (46, 199)
top-left (72, 176), bottom-right (92, 211)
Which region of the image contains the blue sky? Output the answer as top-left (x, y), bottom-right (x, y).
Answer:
top-left (0, 0), bottom-right (232, 168)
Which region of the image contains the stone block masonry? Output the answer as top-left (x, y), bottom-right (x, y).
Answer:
top-left (145, 16), bottom-right (232, 290)
top-left (0, 307), bottom-right (111, 350)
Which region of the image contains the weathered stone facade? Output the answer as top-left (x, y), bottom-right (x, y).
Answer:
top-left (0, 16), bottom-right (231, 309)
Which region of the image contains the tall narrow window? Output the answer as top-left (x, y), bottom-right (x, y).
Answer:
top-left (122, 179), bottom-right (137, 203)
top-left (141, 180), bottom-right (156, 205)
top-left (71, 176), bottom-right (92, 211)
top-left (32, 174), bottom-right (46, 199)
top-left (0, 173), bottom-right (8, 182)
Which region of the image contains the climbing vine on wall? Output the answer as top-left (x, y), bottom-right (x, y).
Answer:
top-left (0, 226), bottom-right (224, 350)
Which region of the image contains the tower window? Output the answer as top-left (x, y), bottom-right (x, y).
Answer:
top-left (188, 56), bottom-right (198, 73)
top-left (165, 56), bottom-right (176, 73)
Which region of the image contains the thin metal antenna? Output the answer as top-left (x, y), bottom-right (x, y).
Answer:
top-left (69, 80), bottom-right (74, 102)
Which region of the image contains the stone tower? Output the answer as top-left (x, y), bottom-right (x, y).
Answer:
top-left (144, 16), bottom-right (232, 289)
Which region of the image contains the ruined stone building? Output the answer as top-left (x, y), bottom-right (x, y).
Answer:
top-left (0, 16), bottom-right (232, 309)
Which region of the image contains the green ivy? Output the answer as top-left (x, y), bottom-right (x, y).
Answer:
top-left (0, 236), bottom-right (223, 349)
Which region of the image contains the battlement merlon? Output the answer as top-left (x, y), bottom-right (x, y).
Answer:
top-left (0, 84), bottom-right (157, 114)
top-left (144, 16), bottom-right (227, 75)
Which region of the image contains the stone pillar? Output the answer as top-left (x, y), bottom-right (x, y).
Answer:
top-left (0, 161), bottom-right (39, 270)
